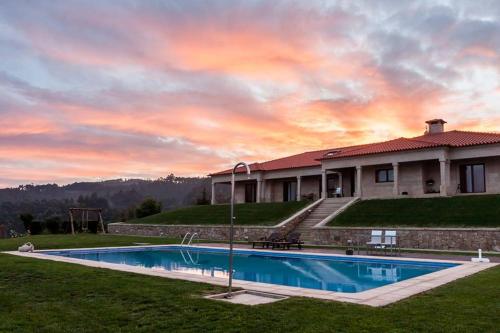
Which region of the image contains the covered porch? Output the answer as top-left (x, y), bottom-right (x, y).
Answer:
top-left (211, 174), bottom-right (325, 204)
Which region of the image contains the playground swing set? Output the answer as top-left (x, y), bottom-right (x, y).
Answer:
top-left (68, 208), bottom-right (106, 235)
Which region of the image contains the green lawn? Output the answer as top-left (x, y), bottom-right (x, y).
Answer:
top-left (127, 201), bottom-right (309, 226)
top-left (0, 234), bottom-right (176, 252)
top-left (330, 195), bottom-right (500, 227)
top-left (0, 235), bottom-right (499, 332)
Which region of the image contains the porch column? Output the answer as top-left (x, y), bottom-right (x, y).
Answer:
top-left (256, 180), bottom-right (262, 203)
top-left (392, 162), bottom-right (399, 196)
top-left (356, 166), bottom-right (363, 198)
top-left (321, 170), bottom-right (327, 199)
top-left (439, 159), bottom-right (450, 196)
top-left (261, 180), bottom-right (266, 203)
top-left (211, 181), bottom-right (216, 205)
top-left (296, 176), bottom-right (302, 201)
top-left (338, 172), bottom-right (343, 196)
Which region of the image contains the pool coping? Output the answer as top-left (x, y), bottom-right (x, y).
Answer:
top-left (4, 245), bottom-right (497, 307)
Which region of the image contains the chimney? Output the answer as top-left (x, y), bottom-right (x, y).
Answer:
top-left (425, 119), bottom-right (446, 134)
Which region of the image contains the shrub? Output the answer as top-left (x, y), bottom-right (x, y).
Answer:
top-left (45, 216), bottom-right (61, 234)
top-left (87, 220), bottom-right (99, 233)
top-left (196, 188), bottom-right (210, 205)
top-left (30, 221), bottom-right (44, 235)
top-left (136, 198), bottom-right (162, 218)
top-left (60, 221), bottom-right (71, 233)
top-left (19, 213), bottom-right (34, 233)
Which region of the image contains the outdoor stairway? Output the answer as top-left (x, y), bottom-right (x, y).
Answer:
top-left (294, 197), bottom-right (354, 243)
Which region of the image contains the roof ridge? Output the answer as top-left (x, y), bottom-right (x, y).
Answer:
top-left (451, 129), bottom-right (500, 136)
top-left (412, 129), bottom-right (500, 138)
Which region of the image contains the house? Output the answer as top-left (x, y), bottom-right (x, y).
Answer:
top-left (209, 119), bottom-right (500, 204)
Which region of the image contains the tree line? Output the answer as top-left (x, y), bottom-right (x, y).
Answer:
top-left (0, 175), bottom-right (228, 235)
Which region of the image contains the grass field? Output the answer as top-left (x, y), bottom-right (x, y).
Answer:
top-left (0, 235), bottom-right (498, 332)
top-left (330, 195), bottom-right (500, 227)
top-left (127, 201), bottom-right (309, 226)
top-left (0, 234), bottom-right (175, 252)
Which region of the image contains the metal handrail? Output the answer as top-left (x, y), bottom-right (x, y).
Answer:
top-left (181, 232), bottom-right (191, 246)
top-left (187, 232), bottom-right (199, 246)
top-left (180, 232), bottom-right (199, 246)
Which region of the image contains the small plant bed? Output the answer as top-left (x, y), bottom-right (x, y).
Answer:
top-left (126, 201), bottom-right (310, 226)
top-left (329, 195), bottom-right (500, 227)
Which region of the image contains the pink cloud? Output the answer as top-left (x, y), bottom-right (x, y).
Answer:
top-left (0, 1), bottom-right (498, 186)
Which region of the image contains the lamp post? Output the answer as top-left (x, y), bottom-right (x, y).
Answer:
top-left (225, 161), bottom-right (251, 299)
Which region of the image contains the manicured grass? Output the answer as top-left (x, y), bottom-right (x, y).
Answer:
top-left (127, 201), bottom-right (310, 226)
top-left (0, 235), bottom-right (498, 332)
top-left (0, 234), bottom-right (176, 252)
top-left (330, 195), bottom-right (500, 227)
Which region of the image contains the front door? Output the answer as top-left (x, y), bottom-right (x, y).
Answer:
top-left (245, 183), bottom-right (257, 203)
top-left (283, 181), bottom-right (297, 202)
top-left (327, 174), bottom-right (337, 198)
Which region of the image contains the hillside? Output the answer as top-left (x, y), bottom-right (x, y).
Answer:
top-left (0, 175), bottom-right (224, 233)
top-left (127, 201), bottom-right (309, 226)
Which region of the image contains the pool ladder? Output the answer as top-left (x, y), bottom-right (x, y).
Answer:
top-left (180, 232), bottom-right (199, 265)
top-left (181, 232), bottom-right (199, 247)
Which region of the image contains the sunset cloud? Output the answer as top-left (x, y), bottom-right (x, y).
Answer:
top-left (0, 0), bottom-right (499, 187)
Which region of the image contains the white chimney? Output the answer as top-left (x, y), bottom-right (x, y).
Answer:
top-left (425, 119), bottom-right (446, 134)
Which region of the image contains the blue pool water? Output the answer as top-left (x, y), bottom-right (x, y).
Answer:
top-left (44, 246), bottom-right (457, 293)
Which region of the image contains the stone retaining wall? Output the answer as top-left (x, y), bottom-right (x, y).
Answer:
top-left (108, 199), bottom-right (319, 242)
top-left (108, 223), bottom-right (276, 241)
top-left (308, 227), bottom-right (500, 251)
top-left (109, 223), bottom-right (499, 251)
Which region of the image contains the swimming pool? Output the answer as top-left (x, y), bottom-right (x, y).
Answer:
top-left (43, 246), bottom-right (458, 293)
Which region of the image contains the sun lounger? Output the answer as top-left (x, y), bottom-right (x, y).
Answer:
top-left (251, 232), bottom-right (282, 249)
top-left (366, 230), bottom-right (383, 254)
top-left (381, 230), bottom-right (400, 255)
top-left (272, 232), bottom-right (304, 250)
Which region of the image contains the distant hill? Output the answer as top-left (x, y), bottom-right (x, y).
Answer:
top-left (0, 174), bottom-right (230, 234)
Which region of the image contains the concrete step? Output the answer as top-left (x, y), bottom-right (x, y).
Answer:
top-left (289, 197), bottom-right (356, 236)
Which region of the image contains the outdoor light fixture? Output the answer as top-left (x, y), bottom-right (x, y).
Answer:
top-left (225, 161), bottom-right (251, 299)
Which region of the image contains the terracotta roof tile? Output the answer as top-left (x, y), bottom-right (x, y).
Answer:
top-left (210, 130), bottom-right (500, 176)
top-left (209, 149), bottom-right (330, 176)
top-left (411, 130), bottom-right (500, 147)
top-left (319, 138), bottom-right (441, 160)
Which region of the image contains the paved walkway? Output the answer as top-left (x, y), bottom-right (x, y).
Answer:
top-left (199, 242), bottom-right (500, 263)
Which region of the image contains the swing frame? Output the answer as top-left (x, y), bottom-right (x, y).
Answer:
top-left (68, 208), bottom-right (106, 235)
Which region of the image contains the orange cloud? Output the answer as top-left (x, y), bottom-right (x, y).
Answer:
top-left (0, 1), bottom-right (498, 187)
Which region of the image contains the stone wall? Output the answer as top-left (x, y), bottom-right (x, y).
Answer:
top-left (108, 223), bottom-right (499, 251)
top-left (109, 200), bottom-right (316, 241)
top-left (308, 227), bottom-right (500, 251)
top-left (108, 199), bottom-right (320, 242)
top-left (108, 223), bottom-right (276, 241)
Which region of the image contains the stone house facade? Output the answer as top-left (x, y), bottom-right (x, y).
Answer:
top-left (210, 119), bottom-right (500, 203)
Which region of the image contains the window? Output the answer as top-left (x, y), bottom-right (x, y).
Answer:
top-left (244, 183), bottom-right (256, 203)
top-left (376, 169), bottom-right (394, 183)
top-left (460, 164), bottom-right (485, 193)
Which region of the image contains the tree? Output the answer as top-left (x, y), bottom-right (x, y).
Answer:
top-left (45, 216), bottom-right (61, 234)
top-left (196, 187), bottom-right (210, 205)
top-left (19, 213), bottom-right (34, 232)
top-left (135, 198), bottom-right (162, 218)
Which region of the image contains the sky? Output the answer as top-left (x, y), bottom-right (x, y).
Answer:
top-left (0, 0), bottom-right (499, 187)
